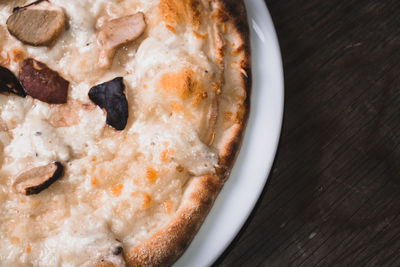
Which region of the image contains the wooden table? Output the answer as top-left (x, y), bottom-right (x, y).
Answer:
top-left (214, 0), bottom-right (400, 265)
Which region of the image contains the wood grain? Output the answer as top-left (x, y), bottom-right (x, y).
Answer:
top-left (214, 0), bottom-right (400, 265)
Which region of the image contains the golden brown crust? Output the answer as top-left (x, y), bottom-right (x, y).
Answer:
top-left (126, 0), bottom-right (251, 266)
top-left (126, 175), bottom-right (222, 266)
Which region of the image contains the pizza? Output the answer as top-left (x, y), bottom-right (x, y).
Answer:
top-left (0, 0), bottom-right (250, 266)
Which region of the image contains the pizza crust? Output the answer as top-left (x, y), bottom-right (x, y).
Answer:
top-left (127, 175), bottom-right (222, 266)
top-left (126, 0), bottom-right (251, 265)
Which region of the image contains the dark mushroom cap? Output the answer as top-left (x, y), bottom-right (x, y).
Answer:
top-left (0, 66), bottom-right (26, 97)
top-left (88, 77), bottom-right (129, 131)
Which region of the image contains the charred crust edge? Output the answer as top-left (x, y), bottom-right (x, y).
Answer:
top-left (216, 0), bottom-right (252, 174)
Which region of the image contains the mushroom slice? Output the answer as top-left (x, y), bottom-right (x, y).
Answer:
top-left (6, 0), bottom-right (66, 46)
top-left (13, 162), bottom-right (64, 195)
top-left (19, 58), bottom-right (69, 104)
top-left (88, 77), bottom-right (128, 131)
top-left (0, 66), bottom-right (26, 97)
top-left (97, 12), bottom-right (146, 68)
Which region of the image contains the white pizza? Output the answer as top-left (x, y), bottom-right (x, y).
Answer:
top-left (0, 0), bottom-right (250, 266)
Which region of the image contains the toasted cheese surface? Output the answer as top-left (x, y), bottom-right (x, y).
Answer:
top-left (0, 0), bottom-right (247, 266)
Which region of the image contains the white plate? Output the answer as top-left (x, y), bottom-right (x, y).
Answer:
top-left (175, 0), bottom-right (284, 266)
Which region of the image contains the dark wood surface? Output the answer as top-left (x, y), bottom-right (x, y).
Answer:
top-left (214, 0), bottom-right (400, 266)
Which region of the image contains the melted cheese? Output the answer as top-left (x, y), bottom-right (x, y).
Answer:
top-left (0, 0), bottom-right (224, 266)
